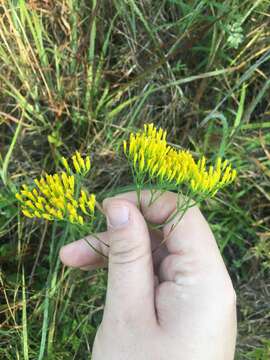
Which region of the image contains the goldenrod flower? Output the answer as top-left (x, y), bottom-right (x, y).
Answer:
top-left (79, 190), bottom-right (96, 215)
top-left (156, 148), bottom-right (196, 185)
top-left (190, 156), bottom-right (237, 196)
top-left (16, 151), bottom-right (95, 225)
top-left (123, 123), bottom-right (196, 185)
top-left (123, 123), bottom-right (170, 179)
top-left (61, 151), bottom-right (91, 175)
top-left (123, 124), bottom-right (237, 197)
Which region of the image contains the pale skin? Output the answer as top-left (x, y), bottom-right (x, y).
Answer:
top-left (60, 191), bottom-right (237, 359)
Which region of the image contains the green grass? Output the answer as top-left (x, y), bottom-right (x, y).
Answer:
top-left (0, 0), bottom-right (270, 358)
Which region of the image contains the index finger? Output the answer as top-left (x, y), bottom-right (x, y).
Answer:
top-left (109, 190), bottom-right (222, 261)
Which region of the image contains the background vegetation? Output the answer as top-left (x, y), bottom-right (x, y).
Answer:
top-left (0, 0), bottom-right (269, 359)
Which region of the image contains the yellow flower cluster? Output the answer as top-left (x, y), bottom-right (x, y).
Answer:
top-left (190, 156), bottom-right (237, 196)
top-left (123, 123), bottom-right (169, 176)
top-left (61, 151), bottom-right (91, 175)
top-left (123, 123), bottom-right (237, 196)
top-left (16, 153), bottom-right (95, 225)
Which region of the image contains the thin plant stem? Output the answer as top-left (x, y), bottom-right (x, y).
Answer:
top-left (83, 235), bottom-right (108, 260)
top-left (152, 197), bottom-right (197, 254)
top-left (148, 188), bottom-right (166, 206)
top-left (29, 221), bottom-right (48, 286)
top-left (95, 200), bottom-right (106, 216)
top-left (148, 196), bottom-right (195, 231)
top-left (136, 182), bottom-right (142, 210)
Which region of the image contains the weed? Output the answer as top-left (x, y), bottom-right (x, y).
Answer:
top-left (0, 1), bottom-right (269, 358)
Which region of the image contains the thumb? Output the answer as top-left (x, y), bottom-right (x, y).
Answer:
top-left (102, 198), bottom-right (156, 325)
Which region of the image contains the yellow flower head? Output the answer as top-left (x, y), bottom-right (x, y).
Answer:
top-left (123, 124), bottom-right (237, 196)
top-left (16, 155), bottom-right (95, 225)
top-left (123, 123), bottom-right (196, 185)
top-left (156, 148), bottom-right (196, 185)
top-left (61, 151), bottom-right (91, 175)
top-left (123, 123), bottom-right (170, 178)
top-left (190, 156), bottom-right (237, 196)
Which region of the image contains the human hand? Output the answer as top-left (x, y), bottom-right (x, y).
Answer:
top-left (60, 191), bottom-right (237, 360)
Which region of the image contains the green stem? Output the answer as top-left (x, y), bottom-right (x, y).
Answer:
top-left (1, 114), bottom-right (23, 187)
top-left (148, 188), bottom-right (165, 207)
top-left (148, 196), bottom-right (195, 231)
top-left (152, 197), bottom-right (196, 253)
top-left (83, 233), bottom-right (109, 260)
top-left (135, 182), bottom-right (142, 210)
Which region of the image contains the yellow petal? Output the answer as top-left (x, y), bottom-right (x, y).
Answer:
top-left (42, 214), bottom-right (53, 221)
top-left (61, 157), bottom-right (70, 173)
top-left (78, 216), bottom-right (84, 225)
top-left (123, 140), bottom-right (127, 155)
top-left (34, 210), bottom-right (42, 218)
top-left (72, 156), bottom-right (81, 174)
top-left (85, 156), bottom-right (91, 172)
top-left (22, 209), bottom-right (34, 218)
top-left (15, 193), bottom-right (23, 202)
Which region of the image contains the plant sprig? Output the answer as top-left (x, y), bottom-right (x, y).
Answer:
top-left (16, 123), bottom-right (238, 248)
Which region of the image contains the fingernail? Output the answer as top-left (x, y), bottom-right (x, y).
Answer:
top-left (106, 205), bottom-right (129, 228)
